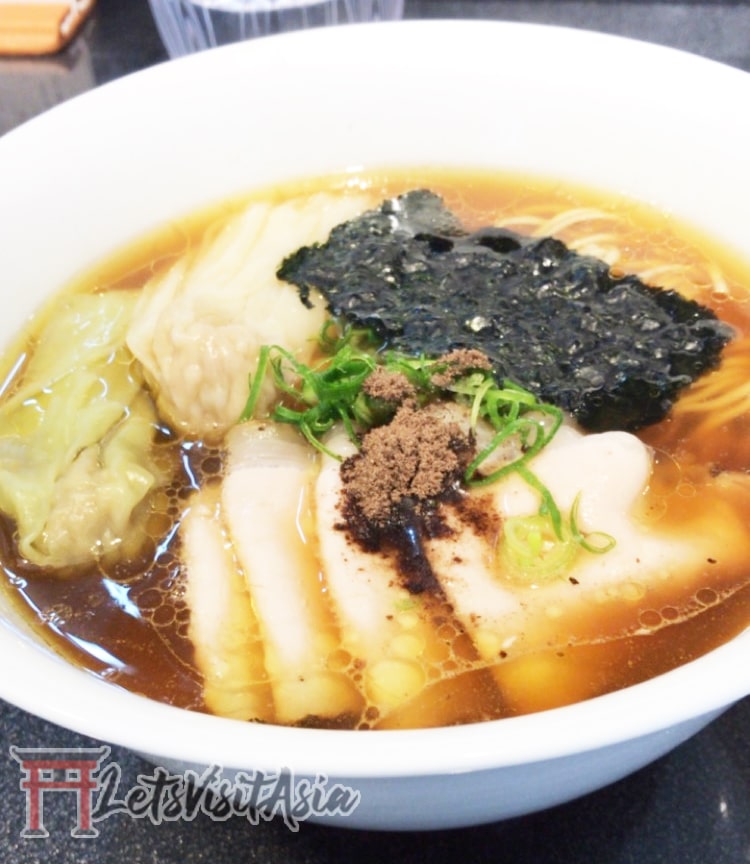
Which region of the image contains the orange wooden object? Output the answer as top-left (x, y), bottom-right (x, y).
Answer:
top-left (0, 1), bottom-right (96, 55)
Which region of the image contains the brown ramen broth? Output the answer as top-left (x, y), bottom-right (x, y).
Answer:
top-left (1, 168), bottom-right (749, 729)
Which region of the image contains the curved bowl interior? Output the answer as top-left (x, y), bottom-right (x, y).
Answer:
top-left (0, 20), bottom-right (749, 829)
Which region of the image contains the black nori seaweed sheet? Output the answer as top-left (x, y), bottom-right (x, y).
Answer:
top-left (278, 190), bottom-right (733, 431)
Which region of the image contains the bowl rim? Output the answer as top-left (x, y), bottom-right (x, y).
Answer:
top-left (0, 18), bottom-right (749, 780)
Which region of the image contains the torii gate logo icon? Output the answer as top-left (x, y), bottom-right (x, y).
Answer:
top-left (10, 746), bottom-right (111, 838)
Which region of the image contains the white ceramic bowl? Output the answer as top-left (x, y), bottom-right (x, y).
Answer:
top-left (0, 21), bottom-right (749, 831)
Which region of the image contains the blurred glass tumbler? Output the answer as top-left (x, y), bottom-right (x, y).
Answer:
top-left (147, 0), bottom-right (405, 57)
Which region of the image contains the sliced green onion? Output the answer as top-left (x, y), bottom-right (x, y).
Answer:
top-left (500, 513), bottom-right (577, 584)
top-left (239, 339), bottom-right (378, 456)
top-left (569, 493), bottom-right (616, 554)
top-left (239, 344), bottom-right (272, 422)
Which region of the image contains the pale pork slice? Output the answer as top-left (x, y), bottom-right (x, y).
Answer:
top-left (424, 426), bottom-right (748, 712)
top-left (181, 487), bottom-right (273, 721)
top-left (315, 429), bottom-right (453, 720)
top-left (223, 421), bottom-right (363, 725)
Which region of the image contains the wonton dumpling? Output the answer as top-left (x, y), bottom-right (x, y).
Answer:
top-left (0, 291), bottom-right (159, 569)
top-left (126, 192), bottom-right (373, 440)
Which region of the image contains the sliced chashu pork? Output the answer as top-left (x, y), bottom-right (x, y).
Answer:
top-left (221, 421), bottom-right (363, 725)
top-left (424, 423), bottom-right (750, 709)
top-left (182, 487), bottom-right (273, 721)
top-left (314, 428), bottom-right (462, 719)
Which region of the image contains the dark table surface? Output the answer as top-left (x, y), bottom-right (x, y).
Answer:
top-left (1, 1), bottom-right (750, 861)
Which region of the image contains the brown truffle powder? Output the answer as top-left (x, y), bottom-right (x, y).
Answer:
top-left (342, 401), bottom-right (471, 525)
top-left (430, 348), bottom-right (493, 388)
top-left (362, 366), bottom-right (416, 404)
top-left (340, 400), bottom-right (474, 594)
